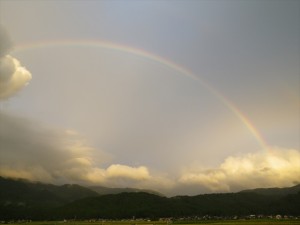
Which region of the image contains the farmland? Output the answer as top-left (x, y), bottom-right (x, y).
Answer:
top-left (4, 220), bottom-right (300, 225)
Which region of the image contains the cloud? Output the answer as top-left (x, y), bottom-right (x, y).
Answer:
top-left (178, 147), bottom-right (300, 193)
top-left (0, 25), bottom-right (164, 191)
top-left (0, 55), bottom-right (32, 99)
top-left (0, 111), bottom-right (156, 187)
top-left (106, 164), bottom-right (150, 180)
top-left (0, 111), bottom-right (91, 182)
top-left (0, 26), bottom-right (32, 99)
top-left (1, 26), bottom-right (298, 196)
top-left (0, 25), bottom-right (13, 57)
top-left (1, 111), bottom-right (299, 195)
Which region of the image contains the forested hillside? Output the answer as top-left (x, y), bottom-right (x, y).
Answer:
top-left (1, 177), bottom-right (299, 220)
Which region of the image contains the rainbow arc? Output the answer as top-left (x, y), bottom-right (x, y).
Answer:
top-left (13, 39), bottom-right (269, 150)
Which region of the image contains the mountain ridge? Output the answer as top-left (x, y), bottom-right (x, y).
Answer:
top-left (89, 185), bottom-right (164, 196)
top-left (1, 176), bottom-right (299, 220)
top-left (239, 184), bottom-right (300, 196)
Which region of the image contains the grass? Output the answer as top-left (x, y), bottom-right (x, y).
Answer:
top-left (5, 220), bottom-right (300, 225)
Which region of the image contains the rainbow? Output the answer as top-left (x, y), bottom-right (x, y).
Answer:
top-left (12, 39), bottom-right (269, 150)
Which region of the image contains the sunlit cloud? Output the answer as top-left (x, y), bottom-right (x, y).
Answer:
top-left (0, 108), bottom-right (173, 192)
top-left (0, 55), bottom-right (32, 99)
top-left (106, 164), bottom-right (150, 180)
top-left (0, 111), bottom-right (92, 182)
top-left (0, 26), bottom-right (32, 99)
top-left (178, 148), bottom-right (300, 193)
top-left (1, 110), bottom-right (299, 195)
top-left (0, 111), bottom-right (153, 186)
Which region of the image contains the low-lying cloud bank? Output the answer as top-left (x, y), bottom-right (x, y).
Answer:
top-left (0, 111), bottom-right (155, 187)
top-left (178, 148), bottom-right (300, 194)
top-left (1, 112), bottom-right (299, 196)
top-left (0, 111), bottom-right (175, 191)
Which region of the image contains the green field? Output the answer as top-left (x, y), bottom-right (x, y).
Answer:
top-left (6, 220), bottom-right (300, 225)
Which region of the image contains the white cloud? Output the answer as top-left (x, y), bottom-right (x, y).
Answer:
top-left (106, 164), bottom-right (150, 180)
top-left (178, 147), bottom-right (300, 193)
top-left (0, 55), bottom-right (32, 99)
top-left (0, 26), bottom-right (32, 99)
top-left (1, 110), bottom-right (299, 195)
top-left (0, 111), bottom-right (155, 187)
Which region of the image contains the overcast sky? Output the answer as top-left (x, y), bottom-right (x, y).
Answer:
top-left (0, 0), bottom-right (299, 196)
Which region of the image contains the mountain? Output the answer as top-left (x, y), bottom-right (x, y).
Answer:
top-left (0, 176), bottom-right (300, 220)
top-left (55, 192), bottom-right (169, 220)
top-left (0, 176), bottom-right (99, 204)
top-left (89, 186), bottom-right (164, 196)
top-left (240, 184), bottom-right (300, 196)
top-left (0, 176), bottom-right (99, 220)
top-left (54, 191), bottom-right (300, 220)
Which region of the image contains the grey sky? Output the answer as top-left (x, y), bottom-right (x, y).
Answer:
top-left (0, 0), bottom-right (299, 195)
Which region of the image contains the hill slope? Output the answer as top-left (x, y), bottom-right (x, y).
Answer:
top-left (0, 176), bottom-right (99, 220)
top-left (55, 192), bottom-right (169, 219)
top-left (55, 191), bottom-right (300, 219)
top-left (240, 184), bottom-right (300, 196)
top-left (1, 176), bottom-right (300, 220)
top-left (89, 186), bottom-right (163, 196)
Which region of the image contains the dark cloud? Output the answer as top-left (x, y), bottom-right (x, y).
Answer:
top-left (0, 25), bottom-right (13, 58)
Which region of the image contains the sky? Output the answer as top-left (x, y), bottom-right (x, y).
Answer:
top-left (0, 0), bottom-right (299, 196)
